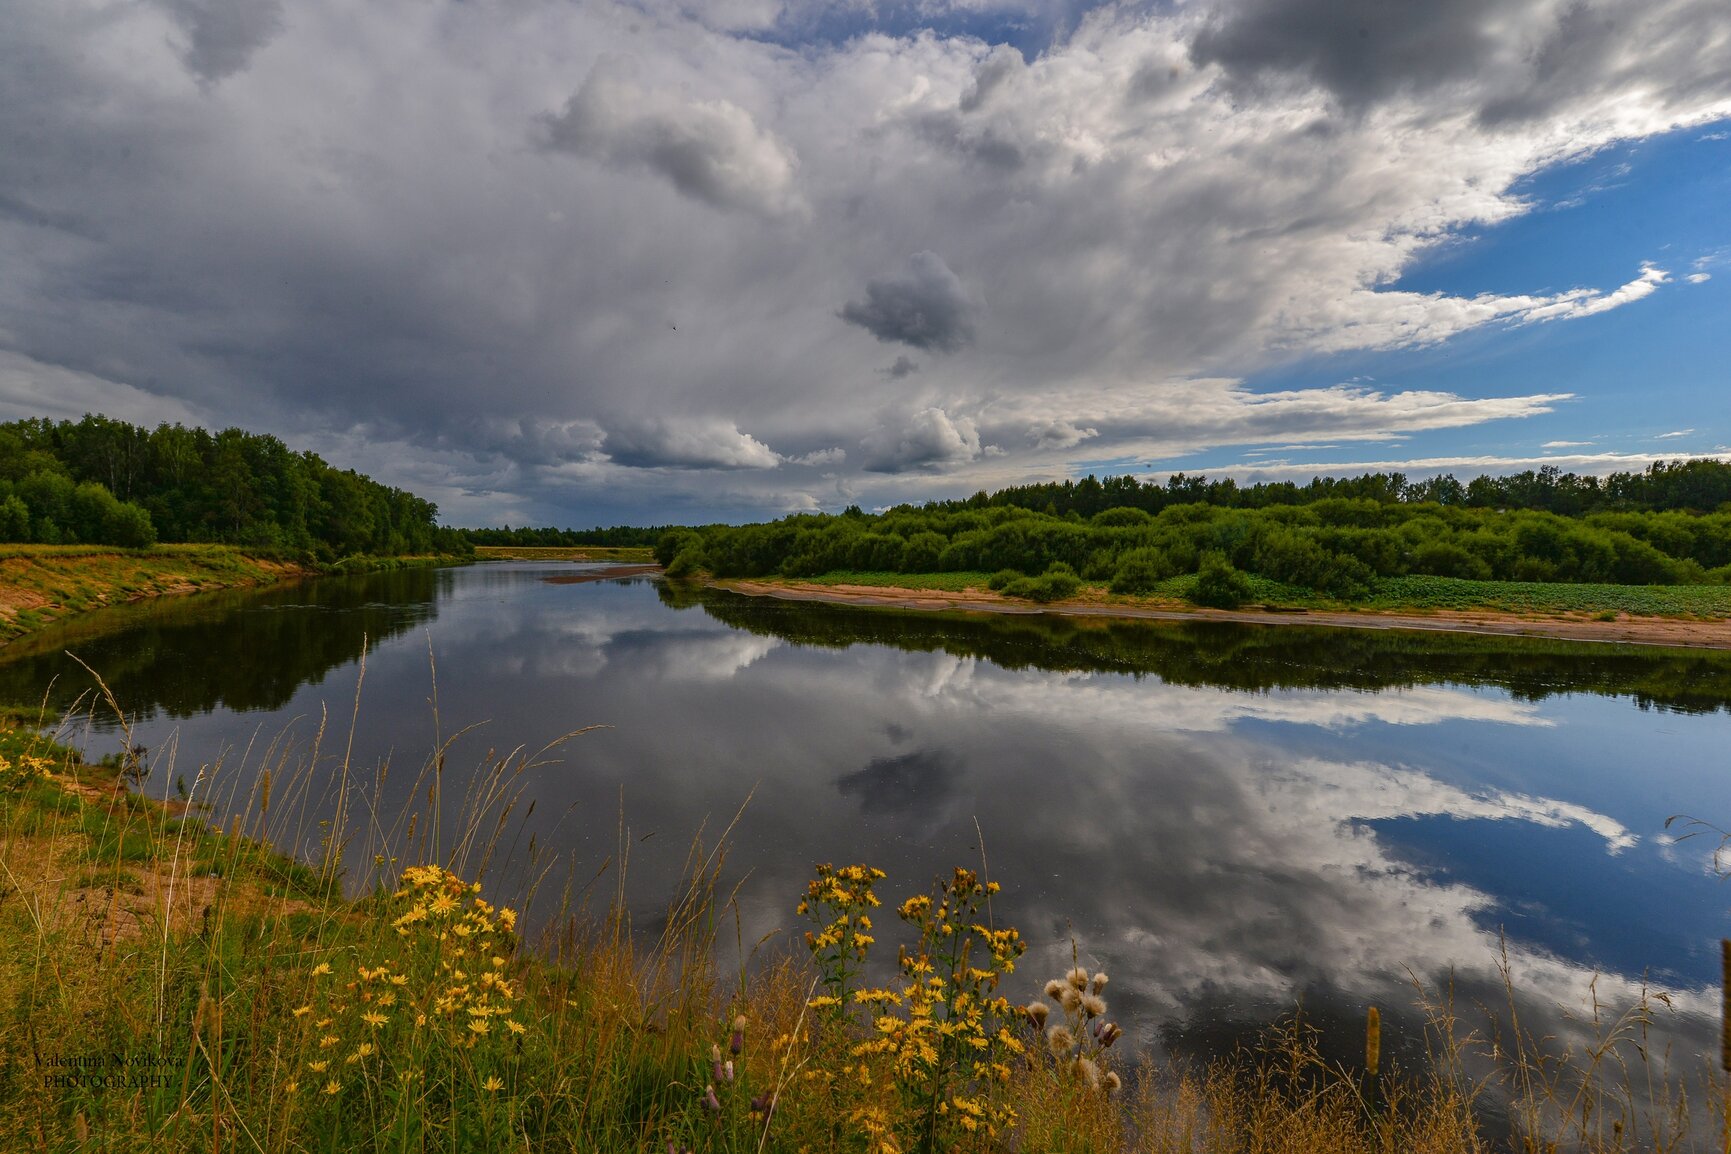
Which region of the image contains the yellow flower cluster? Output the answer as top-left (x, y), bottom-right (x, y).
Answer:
top-left (802, 863), bottom-right (1025, 1150)
top-left (799, 863), bottom-right (885, 1022)
top-left (798, 863), bottom-right (883, 960)
top-left (392, 864), bottom-right (518, 943)
top-left (287, 866), bottom-right (527, 1100)
top-left (0, 750), bottom-right (53, 789)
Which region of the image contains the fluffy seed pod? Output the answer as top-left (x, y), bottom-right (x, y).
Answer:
top-left (1067, 966), bottom-right (1090, 990)
top-left (1047, 1024), bottom-right (1076, 1056)
top-left (1073, 1056), bottom-right (1100, 1088)
top-left (1091, 972), bottom-right (1109, 993)
top-left (1044, 979), bottom-right (1065, 999)
top-left (1080, 993), bottom-right (1106, 1018)
top-left (1025, 1002), bottom-right (1050, 1028)
top-left (1105, 1070), bottom-right (1122, 1094)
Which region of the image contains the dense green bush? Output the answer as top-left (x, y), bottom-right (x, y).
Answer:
top-left (1109, 547), bottom-right (1173, 594)
top-left (1190, 552), bottom-right (1254, 608)
top-left (999, 562), bottom-right (1082, 602)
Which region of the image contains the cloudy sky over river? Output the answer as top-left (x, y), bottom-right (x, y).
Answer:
top-left (2, 0), bottom-right (1728, 524)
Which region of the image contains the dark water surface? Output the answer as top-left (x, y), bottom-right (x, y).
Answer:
top-left (7, 561), bottom-right (1731, 1070)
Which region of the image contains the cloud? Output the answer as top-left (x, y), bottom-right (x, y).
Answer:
top-left (788, 446), bottom-right (846, 466)
top-left (2, 0), bottom-right (1729, 522)
top-left (602, 418), bottom-right (781, 469)
top-left (538, 57), bottom-right (804, 219)
top-left (883, 355), bottom-right (920, 379)
top-left (862, 407), bottom-right (984, 473)
top-left (0, 351), bottom-right (205, 428)
top-left (1191, 0), bottom-right (1731, 128)
top-left (1027, 418), bottom-right (1099, 450)
top-left (1687, 272), bottom-right (1712, 284)
top-left (1516, 263), bottom-right (1671, 324)
top-left (1656, 429), bottom-right (1696, 439)
top-left (1541, 440), bottom-right (1593, 448)
top-left (839, 252), bottom-right (978, 353)
top-left (156, 0), bottom-right (284, 84)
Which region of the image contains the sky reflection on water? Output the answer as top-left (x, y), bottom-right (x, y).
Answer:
top-left (8, 562), bottom-right (1731, 1071)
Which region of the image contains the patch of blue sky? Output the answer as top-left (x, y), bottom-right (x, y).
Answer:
top-left (739, 1), bottom-right (1105, 57)
top-left (1189, 120), bottom-right (1731, 475)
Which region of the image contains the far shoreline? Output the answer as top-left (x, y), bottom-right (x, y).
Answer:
top-left (711, 576), bottom-right (1731, 651)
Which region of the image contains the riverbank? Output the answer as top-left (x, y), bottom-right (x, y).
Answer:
top-left (0, 545), bottom-right (314, 647)
top-left (714, 573), bottom-right (1731, 650)
top-left (473, 544), bottom-right (656, 562)
top-left (0, 546), bottom-right (473, 649)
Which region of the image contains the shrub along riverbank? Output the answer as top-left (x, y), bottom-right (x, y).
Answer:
top-left (0, 699), bottom-right (1719, 1152)
top-left (655, 492), bottom-right (1731, 617)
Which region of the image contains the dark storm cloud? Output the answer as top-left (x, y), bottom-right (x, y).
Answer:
top-left (157, 0), bottom-right (285, 84)
top-left (1190, 0), bottom-right (1731, 123)
top-left (839, 252), bottom-right (977, 353)
top-left (1189, 0), bottom-right (1505, 109)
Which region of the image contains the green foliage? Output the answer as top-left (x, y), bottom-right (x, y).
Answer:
top-left (0, 415), bottom-right (468, 558)
top-left (1108, 548), bottom-right (1174, 594)
top-left (999, 562), bottom-right (1083, 602)
top-left (1190, 552), bottom-right (1253, 608)
top-left (667, 469), bottom-right (1731, 604)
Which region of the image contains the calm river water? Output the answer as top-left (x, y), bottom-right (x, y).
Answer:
top-left (6, 561), bottom-right (1731, 1073)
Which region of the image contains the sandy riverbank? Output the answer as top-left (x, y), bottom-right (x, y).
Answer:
top-left (716, 578), bottom-right (1731, 650)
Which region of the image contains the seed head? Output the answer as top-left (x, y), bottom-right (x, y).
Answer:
top-left (1090, 972), bottom-right (1109, 993)
top-left (1067, 966), bottom-right (1090, 990)
top-left (1105, 1070), bottom-right (1123, 1094)
top-left (1025, 1002), bottom-right (1050, 1028)
top-left (1080, 993), bottom-right (1107, 1018)
top-left (1047, 1024), bottom-right (1076, 1056)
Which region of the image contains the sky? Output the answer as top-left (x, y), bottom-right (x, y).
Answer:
top-left (1, 0), bottom-right (1728, 528)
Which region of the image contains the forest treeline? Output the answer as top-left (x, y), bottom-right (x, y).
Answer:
top-left (940, 459), bottom-right (1731, 518)
top-left (654, 460), bottom-right (1731, 603)
top-left (0, 415), bottom-right (468, 559)
top-left (463, 524), bottom-right (670, 548)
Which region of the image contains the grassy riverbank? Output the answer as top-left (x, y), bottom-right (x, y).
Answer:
top-left (0, 702), bottom-right (1718, 1152)
top-left (0, 546), bottom-right (473, 648)
top-left (0, 545), bottom-right (314, 646)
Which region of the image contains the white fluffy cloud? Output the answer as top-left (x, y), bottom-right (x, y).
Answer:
top-left (1, 0), bottom-right (1728, 520)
